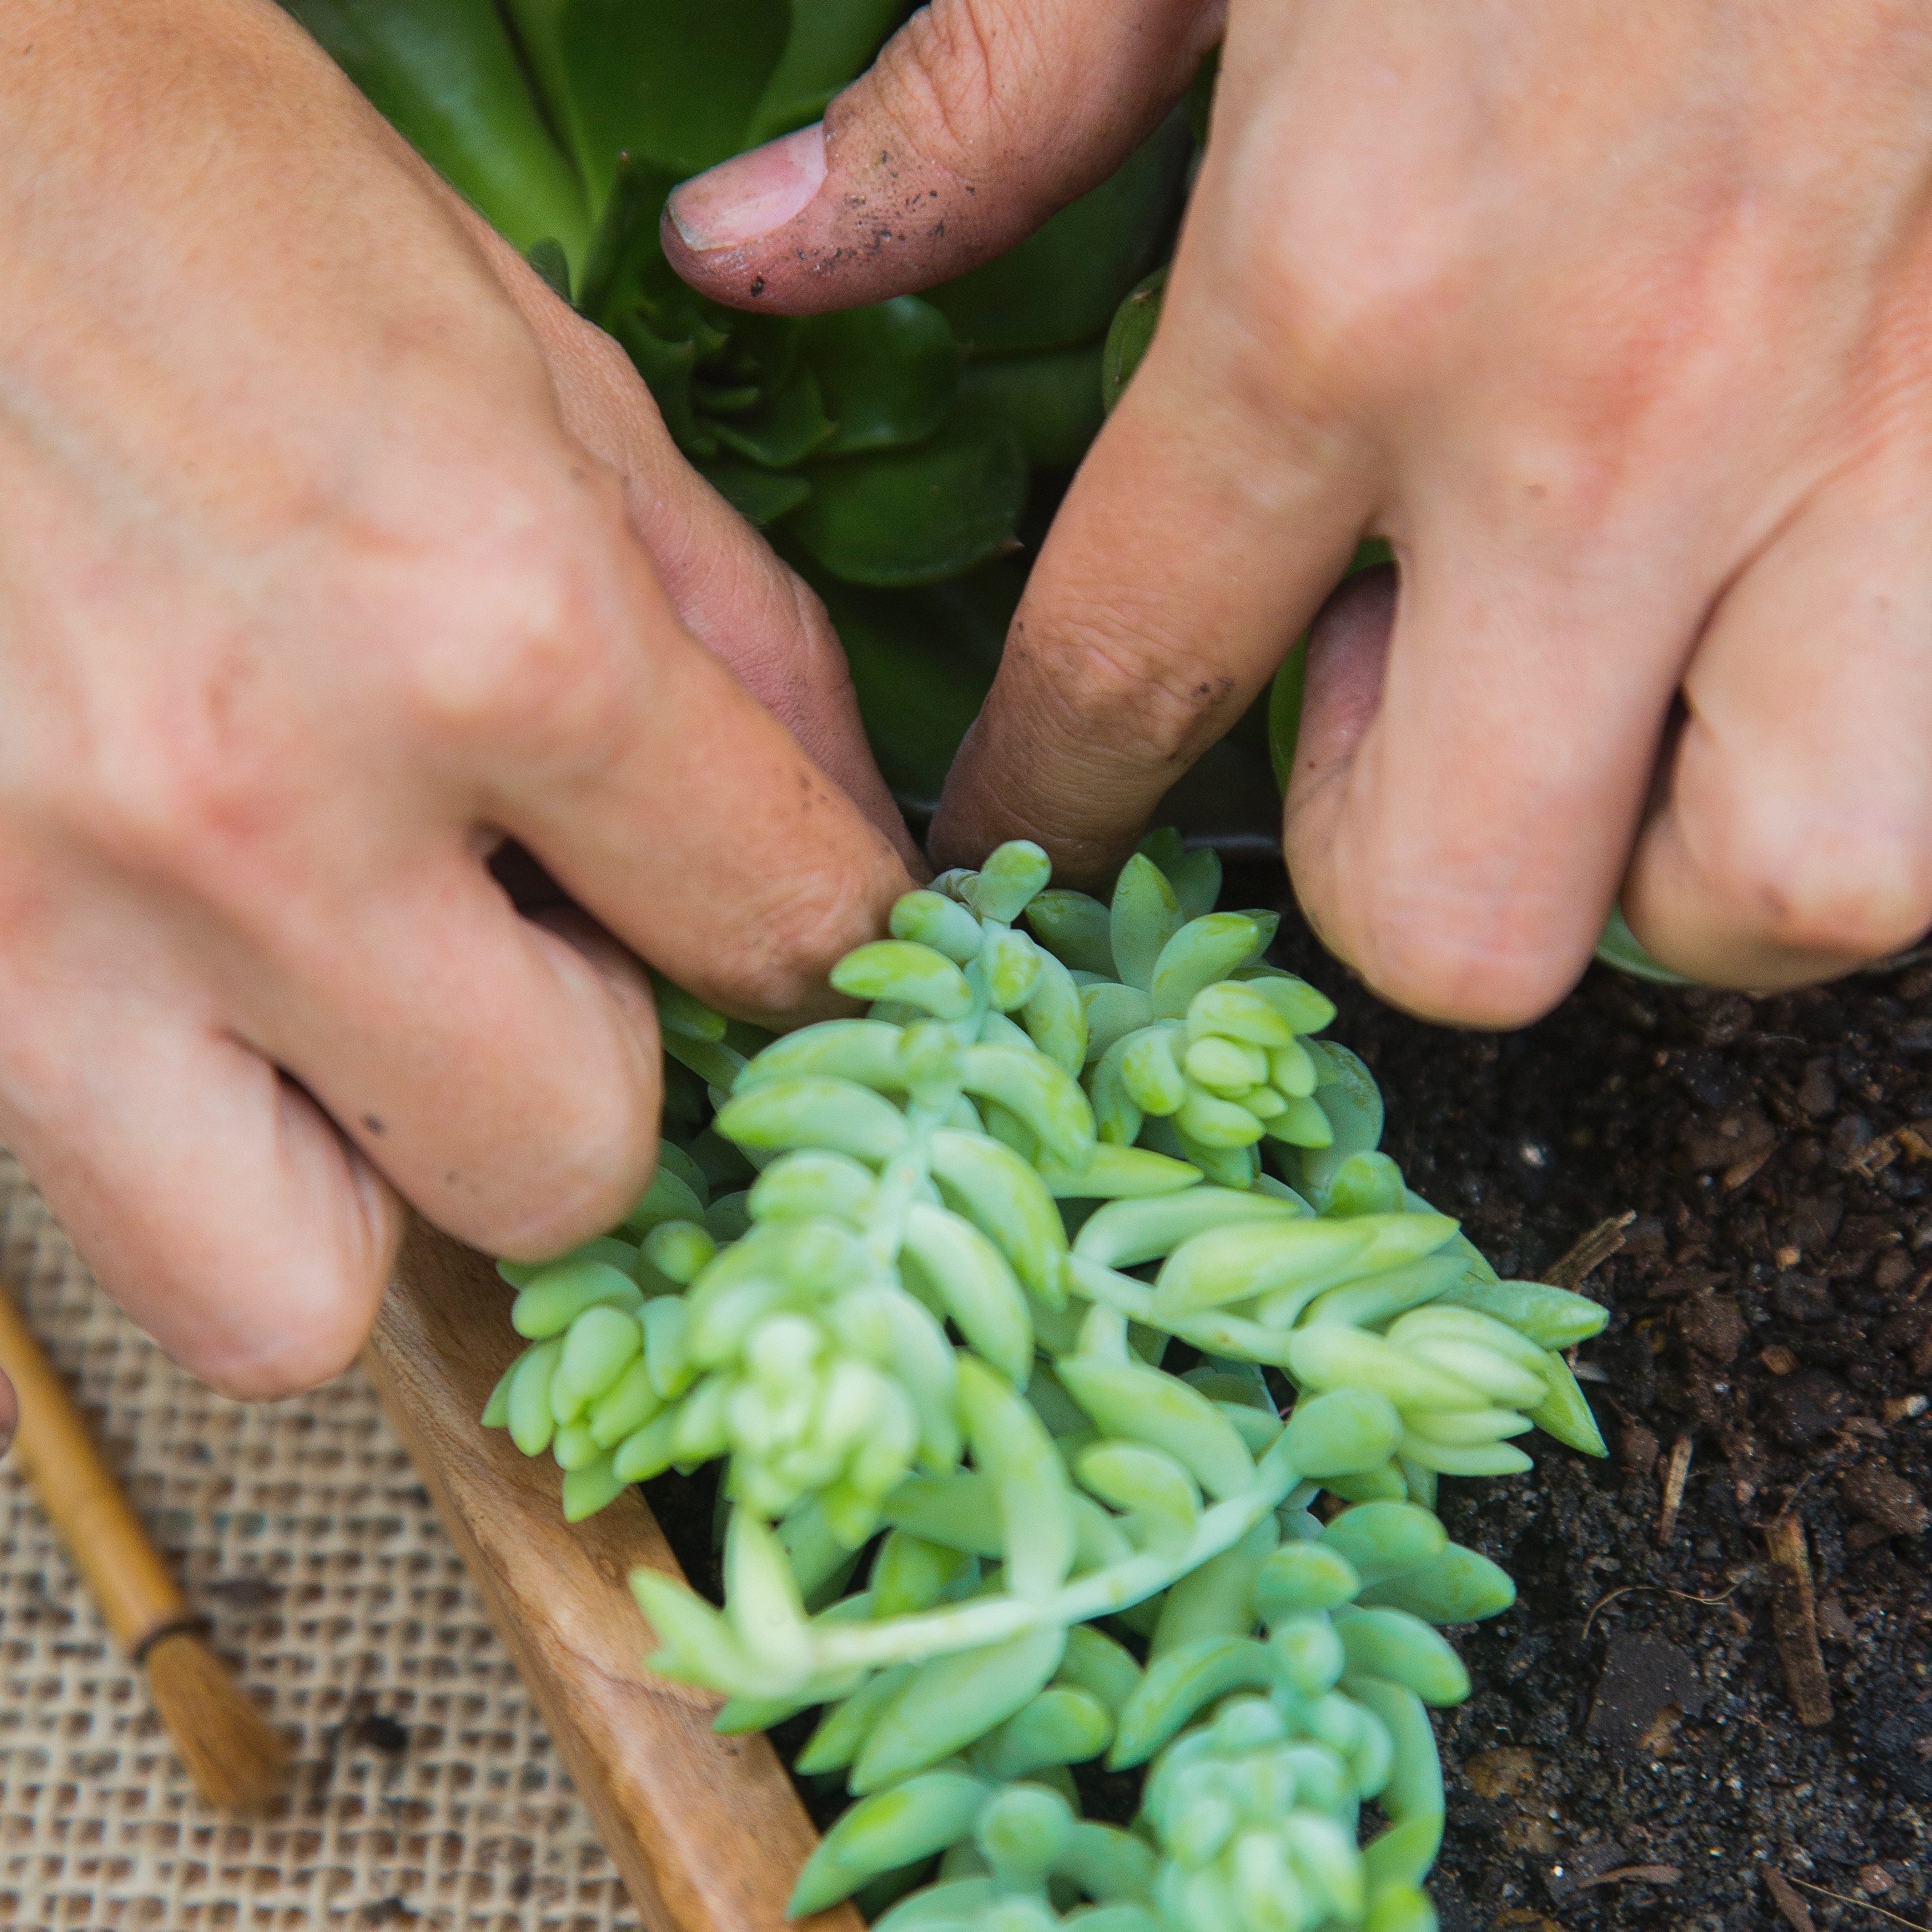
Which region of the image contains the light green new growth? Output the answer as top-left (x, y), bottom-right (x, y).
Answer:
top-left (480, 833), bottom-right (1607, 1930)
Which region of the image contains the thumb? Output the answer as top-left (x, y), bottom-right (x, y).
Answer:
top-left (664, 0), bottom-right (1221, 311)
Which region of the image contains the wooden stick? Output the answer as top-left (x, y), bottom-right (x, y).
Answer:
top-left (0, 1281), bottom-right (196, 1658)
top-left (0, 1277), bottom-right (288, 1811)
top-left (1656, 1431), bottom-right (1693, 1545)
top-left (367, 1217), bottom-right (860, 1932)
top-left (1765, 1512), bottom-right (1833, 1727)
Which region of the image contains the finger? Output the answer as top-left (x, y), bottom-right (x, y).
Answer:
top-left (930, 268), bottom-right (1375, 884)
top-left (1, 990), bottom-right (404, 1399)
top-left (231, 850), bottom-right (670, 1261)
top-left (454, 195), bottom-right (918, 865)
top-left (376, 469), bottom-right (912, 1025)
top-left (662, 0), bottom-right (1220, 311)
top-left (1284, 479), bottom-right (1718, 1025)
top-left (1623, 466), bottom-right (1932, 987)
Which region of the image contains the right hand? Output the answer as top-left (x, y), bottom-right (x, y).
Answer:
top-left (0, 0), bottom-right (915, 1398)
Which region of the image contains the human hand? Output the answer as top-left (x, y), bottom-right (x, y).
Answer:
top-left (666, 0), bottom-right (1932, 1019)
top-left (0, 0), bottom-right (913, 1397)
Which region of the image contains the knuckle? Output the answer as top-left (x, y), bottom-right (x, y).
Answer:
top-left (1027, 613), bottom-right (1248, 770)
top-left (1217, 120), bottom-right (1470, 418)
top-left (391, 491), bottom-right (639, 770)
top-left (60, 709), bottom-right (286, 904)
top-left (1704, 808), bottom-right (1932, 963)
top-left (868, 0), bottom-right (1024, 166)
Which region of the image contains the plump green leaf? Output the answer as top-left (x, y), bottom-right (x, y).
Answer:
top-left (614, 310), bottom-right (708, 452)
top-left (926, 113), bottom-right (1191, 354)
top-left (745, 0), bottom-right (903, 144)
top-left (786, 419), bottom-right (1028, 587)
top-left (708, 368), bottom-right (837, 468)
top-left (803, 299), bottom-right (965, 457)
top-left (525, 237), bottom-right (572, 303)
top-left (957, 344), bottom-right (1105, 468)
top-left (698, 461), bottom-right (812, 527)
top-left (1101, 267), bottom-right (1165, 415)
top-left (286, 0), bottom-right (591, 261)
top-left (804, 563), bottom-right (1015, 806)
top-left (554, 0), bottom-right (789, 197)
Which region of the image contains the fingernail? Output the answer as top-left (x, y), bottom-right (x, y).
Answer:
top-left (667, 123), bottom-right (826, 252)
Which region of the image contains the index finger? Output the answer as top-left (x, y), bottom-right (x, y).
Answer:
top-left (462, 493), bottom-right (915, 1025)
top-left (930, 280), bottom-right (1371, 882)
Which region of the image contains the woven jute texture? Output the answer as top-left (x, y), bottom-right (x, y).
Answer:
top-left (0, 1151), bottom-right (642, 1932)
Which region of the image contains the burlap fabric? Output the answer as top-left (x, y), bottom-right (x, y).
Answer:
top-left (0, 1151), bottom-right (641, 1932)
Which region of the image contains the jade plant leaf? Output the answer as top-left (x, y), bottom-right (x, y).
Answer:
top-left (803, 300), bottom-right (965, 457)
top-left (806, 561), bottom-right (1022, 806)
top-left (1102, 268), bottom-right (1166, 414)
top-left (614, 311), bottom-right (710, 453)
top-left (576, 150), bottom-right (686, 326)
top-left (709, 368), bottom-right (839, 468)
top-left (959, 344), bottom-right (1106, 469)
top-left (925, 113), bottom-right (1192, 356)
top-left (701, 463), bottom-right (813, 528)
top-left (785, 419), bottom-right (1028, 588)
top-left (555, 0), bottom-right (790, 200)
top-left (283, 0), bottom-right (591, 263)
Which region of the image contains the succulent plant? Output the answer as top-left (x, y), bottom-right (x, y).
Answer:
top-left (478, 832), bottom-right (1608, 1931)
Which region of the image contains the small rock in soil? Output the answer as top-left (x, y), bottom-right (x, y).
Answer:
top-left (1771, 1274), bottom-right (1836, 1323)
top-left (1617, 1424), bottom-right (1660, 1477)
top-left (1759, 1370), bottom-right (1849, 1446)
top-left (1678, 1293), bottom-right (1747, 1363)
top-left (1546, 1839), bottom-right (1633, 1902)
top-left (1585, 1634), bottom-right (1708, 1756)
top-left (1840, 1461), bottom-right (1930, 1537)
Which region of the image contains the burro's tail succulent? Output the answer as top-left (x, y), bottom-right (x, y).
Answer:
top-left (482, 834), bottom-right (1607, 1930)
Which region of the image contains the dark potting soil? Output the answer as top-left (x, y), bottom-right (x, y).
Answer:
top-left (647, 870), bottom-right (1932, 1932)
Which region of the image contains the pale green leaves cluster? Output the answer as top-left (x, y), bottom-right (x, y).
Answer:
top-left (479, 832), bottom-right (1608, 1932)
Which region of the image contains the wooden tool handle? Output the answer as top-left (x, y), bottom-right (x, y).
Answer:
top-left (369, 1218), bottom-right (861, 1932)
top-left (0, 1280), bottom-right (192, 1657)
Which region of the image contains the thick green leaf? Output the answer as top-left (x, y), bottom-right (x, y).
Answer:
top-left (614, 310), bottom-right (709, 453)
top-left (700, 462), bottom-right (812, 527)
top-left (1102, 268), bottom-right (1166, 414)
top-left (285, 0), bottom-right (591, 262)
top-left (745, 0), bottom-right (904, 145)
top-left (576, 150), bottom-right (684, 326)
top-left (785, 419), bottom-right (1027, 587)
top-left (804, 561), bottom-right (1021, 806)
top-left (803, 300), bottom-right (964, 457)
top-left (1595, 907), bottom-right (1695, 984)
top-left (709, 368), bottom-right (837, 467)
top-left (1268, 642), bottom-right (1306, 794)
top-left (1185, 44), bottom-right (1221, 146)
top-left (958, 344), bottom-right (1105, 469)
top-left (525, 238), bottom-right (572, 304)
top-left (925, 113), bottom-right (1191, 355)
top-left (555, 0), bottom-right (789, 200)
